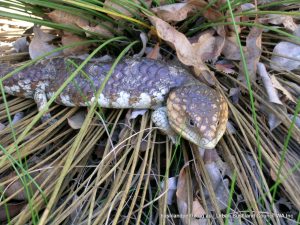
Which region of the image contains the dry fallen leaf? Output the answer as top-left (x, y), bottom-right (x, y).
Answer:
top-left (12, 37), bottom-right (29, 53)
top-left (238, 26), bottom-right (262, 83)
top-left (270, 76), bottom-right (296, 103)
top-left (176, 166), bottom-right (189, 222)
top-left (0, 202), bottom-right (26, 222)
top-left (222, 35), bottom-right (242, 60)
top-left (257, 63), bottom-right (287, 130)
top-left (259, 14), bottom-right (298, 31)
top-left (215, 59), bottom-right (236, 74)
top-left (176, 166), bottom-right (206, 225)
top-left (257, 63), bottom-right (282, 105)
top-left (29, 26), bottom-right (61, 59)
top-left (47, 10), bottom-right (89, 28)
top-left (149, 15), bottom-right (217, 83)
top-left (83, 23), bottom-right (114, 38)
top-left (48, 10), bottom-right (114, 38)
top-left (271, 41), bottom-right (300, 71)
top-left (229, 87), bottom-right (240, 104)
top-left (2, 165), bottom-right (56, 200)
top-left (67, 110), bottom-right (87, 129)
top-left (151, 1), bottom-right (206, 22)
top-left (192, 200), bottom-right (206, 218)
top-left (61, 34), bottom-right (89, 55)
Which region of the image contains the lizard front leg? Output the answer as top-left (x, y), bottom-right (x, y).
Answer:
top-left (34, 89), bottom-right (55, 124)
top-left (151, 107), bottom-right (178, 144)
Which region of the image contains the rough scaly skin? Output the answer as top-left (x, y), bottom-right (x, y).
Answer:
top-left (0, 57), bottom-right (228, 149)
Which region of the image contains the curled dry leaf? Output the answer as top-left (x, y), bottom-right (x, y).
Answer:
top-left (48, 10), bottom-right (114, 38)
top-left (83, 22), bottom-right (114, 38)
top-left (67, 110), bottom-right (87, 129)
top-left (271, 41), bottom-right (300, 71)
top-left (257, 63), bottom-right (282, 105)
top-left (176, 166), bottom-right (206, 225)
top-left (176, 166), bottom-right (189, 220)
top-left (151, 0), bottom-right (206, 22)
top-left (270, 76), bottom-right (296, 103)
top-left (258, 63), bottom-right (287, 130)
top-left (204, 150), bottom-right (222, 190)
top-left (238, 26), bottom-right (262, 83)
top-left (47, 10), bottom-right (89, 28)
top-left (29, 26), bottom-right (61, 59)
top-left (259, 14), bottom-right (297, 31)
top-left (12, 37), bottom-right (29, 53)
top-left (149, 15), bottom-right (219, 83)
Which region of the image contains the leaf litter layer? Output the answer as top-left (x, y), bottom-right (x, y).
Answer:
top-left (0, 0), bottom-right (299, 224)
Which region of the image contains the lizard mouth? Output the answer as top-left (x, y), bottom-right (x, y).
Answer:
top-left (168, 120), bottom-right (223, 149)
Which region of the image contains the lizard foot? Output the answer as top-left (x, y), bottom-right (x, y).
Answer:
top-left (151, 107), bottom-right (178, 144)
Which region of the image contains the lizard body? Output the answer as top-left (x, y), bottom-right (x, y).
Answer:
top-left (0, 57), bottom-right (228, 149)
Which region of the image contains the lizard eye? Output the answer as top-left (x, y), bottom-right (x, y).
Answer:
top-left (189, 119), bottom-right (195, 127)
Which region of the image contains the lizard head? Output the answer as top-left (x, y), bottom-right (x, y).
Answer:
top-left (166, 84), bottom-right (228, 149)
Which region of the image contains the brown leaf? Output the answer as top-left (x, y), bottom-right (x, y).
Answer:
top-left (177, 166), bottom-right (206, 224)
top-left (83, 22), bottom-right (114, 38)
top-left (47, 10), bottom-right (89, 28)
top-left (0, 202), bottom-right (26, 222)
top-left (222, 35), bottom-right (242, 60)
top-left (149, 15), bottom-right (216, 83)
top-left (29, 26), bottom-right (61, 59)
top-left (2, 165), bottom-right (57, 201)
top-left (192, 200), bottom-right (206, 218)
top-left (176, 167), bottom-right (189, 224)
top-left (238, 26), bottom-right (262, 83)
top-left (215, 60), bottom-right (236, 74)
top-left (151, 1), bottom-right (206, 22)
top-left (61, 34), bottom-right (89, 55)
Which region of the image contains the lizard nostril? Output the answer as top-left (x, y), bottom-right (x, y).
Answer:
top-left (189, 119), bottom-right (195, 127)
